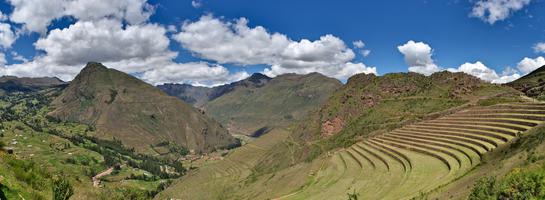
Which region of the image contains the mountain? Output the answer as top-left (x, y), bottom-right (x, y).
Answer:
top-left (291, 71), bottom-right (522, 160)
top-left (0, 76), bottom-right (66, 95)
top-left (204, 72), bottom-right (342, 136)
top-left (157, 73), bottom-right (271, 107)
top-left (156, 83), bottom-right (211, 107)
top-left (156, 71), bottom-right (533, 200)
top-left (48, 62), bottom-right (238, 154)
top-left (506, 65), bottom-right (545, 100)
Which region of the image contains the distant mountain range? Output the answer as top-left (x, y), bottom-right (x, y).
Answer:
top-left (47, 62), bottom-right (238, 154)
top-left (0, 76), bottom-right (66, 95)
top-left (158, 72), bottom-right (342, 136)
top-left (158, 73), bottom-right (271, 108)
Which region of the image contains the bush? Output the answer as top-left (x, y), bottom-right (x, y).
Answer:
top-left (469, 168), bottom-right (545, 200)
top-left (52, 176), bottom-right (74, 200)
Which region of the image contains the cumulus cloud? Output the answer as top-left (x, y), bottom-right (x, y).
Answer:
top-left (534, 42), bottom-right (545, 54)
top-left (517, 56), bottom-right (545, 74)
top-left (0, 53), bottom-right (6, 67)
top-left (398, 40), bottom-right (521, 83)
top-left (353, 40), bottom-right (364, 48)
top-left (353, 40), bottom-right (371, 57)
top-left (0, 11), bottom-right (8, 21)
top-left (142, 62), bottom-right (249, 86)
top-left (173, 15), bottom-right (376, 80)
top-left (34, 19), bottom-right (172, 71)
top-left (450, 61), bottom-right (519, 83)
top-left (397, 40), bottom-right (440, 75)
top-left (7, 0), bottom-right (154, 33)
top-left (470, 0), bottom-right (531, 24)
top-left (0, 19), bottom-right (245, 86)
top-left (0, 23), bottom-right (17, 48)
top-left (10, 51), bottom-right (28, 62)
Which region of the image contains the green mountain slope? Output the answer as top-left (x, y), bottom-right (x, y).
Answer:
top-left (204, 72), bottom-right (342, 136)
top-left (291, 71), bottom-right (522, 162)
top-left (157, 71), bottom-right (537, 200)
top-left (48, 62), bottom-right (238, 154)
top-left (507, 65), bottom-right (545, 100)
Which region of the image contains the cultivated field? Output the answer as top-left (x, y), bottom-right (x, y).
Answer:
top-left (157, 102), bottom-right (545, 199)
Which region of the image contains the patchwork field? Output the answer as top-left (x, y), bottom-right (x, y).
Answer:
top-left (157, 102), bottom-right (545, 200)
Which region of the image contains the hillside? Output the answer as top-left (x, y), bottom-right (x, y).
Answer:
top-left (157, 73), bottom-right (271, 107)
top-left (156, 71), bottom-right (529, 199)
top-left (507, 65), bottom-right (545, 100)
top-left (204, 72), bottom-right (342, 136)
top-left (0, 76), bottom-right (66, 95)
top-left (284, 71), bottom-right (523, 163)
top-left (157, 94), bottom-right (542, 199)
top-left (48, 62), bottom-right (238, 154)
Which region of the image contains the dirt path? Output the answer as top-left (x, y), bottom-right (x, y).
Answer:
top-left (92, 167), bottom-right (113, 187)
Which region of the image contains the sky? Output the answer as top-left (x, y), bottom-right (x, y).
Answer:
top-left (0, 0), bottom-right (545, 86)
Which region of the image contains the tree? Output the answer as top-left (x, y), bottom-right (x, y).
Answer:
top-left (52, 176), bottom-right (74, 200)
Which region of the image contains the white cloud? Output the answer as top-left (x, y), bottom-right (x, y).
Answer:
top-left (447, 61), bottom-right (520, 84)
top-left (397, 40), bottom-right (440, 75)
top-left (167, 25), bottom-right (177, 33)
top-left (470, 0), bottom-right (531, 24)
top-left (353, 40), bottom-right (371, 57)
top-left (34, 19), bottom-right (172, 71)
top-left (0, 23), bottom-right (17, 48)
top-left (191, 0), bottom-right (202, 8)
top-left (517, 56), bottom-right (545, 74)
top-left (7, 0), bottom-right (154, 33)
top-left (142, 62), bottom-right (249, 86)
top-left (0, 11), bottom-right (8, 21)
top-left (0, 19), bottom-right (245, 86)
top-left (0, 53), bottom-right (6, 67)
top-left (398, 40), bottom-right (521, 83)
top-left (534, 42), bottom-right (545, 54)
top-left (353, 40), bottom-right (365, 48)
top-left (10, 51), bottom-right (28, 62)
top-left (173, 15), bottom-right (376, 80)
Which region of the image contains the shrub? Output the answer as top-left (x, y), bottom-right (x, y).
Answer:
top-left (52, 176), bottom-right (74, 200)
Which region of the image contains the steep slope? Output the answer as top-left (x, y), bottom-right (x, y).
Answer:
top-left (0, 76), bottom-right (66, 95)
top-left (507, 65), bottom-right (545, 100)
top-left (157, 101), bottom-right (544, 200)
top-left (204, 72), bottom-right (342, 136)
top-left (291, 71), bottom-right (523, 161)
top-left (156, 71), bottom-right (527, 198)
top-left (157, 73), bottom-right (271, 107)
top-left (48, 62), bottom-right (238, 154)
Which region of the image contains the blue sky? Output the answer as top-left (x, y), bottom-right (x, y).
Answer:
top-left (0, 0), bottom-right (544, 86)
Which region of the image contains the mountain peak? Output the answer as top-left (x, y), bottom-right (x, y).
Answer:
top-left (49, 63), bottom-right (238, 154)
top-left (245, 73), bottom-right (271, 84)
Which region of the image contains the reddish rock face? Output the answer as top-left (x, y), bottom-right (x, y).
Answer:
top-left (321, 116), bottom-right (345, 137)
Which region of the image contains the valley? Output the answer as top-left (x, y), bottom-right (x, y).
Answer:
top-left (3, 63), bottom-right (545, 200)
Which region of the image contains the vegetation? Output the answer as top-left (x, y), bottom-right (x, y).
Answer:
top-left (204, 72), bottom-right (342, 136)
top-left (507, 64), bottom-right (545, 100)
top-left (0, 81), bottom-right (184, 199)
top-left (48, 62), bottom-right (237, 154)
top-left (158, 98), bottom-right (542, 199)
top-left (469, 167), bottom-right (545, 199)
top-left (52, 176), bottom-right (74, 200)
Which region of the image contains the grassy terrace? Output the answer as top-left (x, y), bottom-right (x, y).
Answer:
top-left (156, 102), bottom-right (545, 200)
